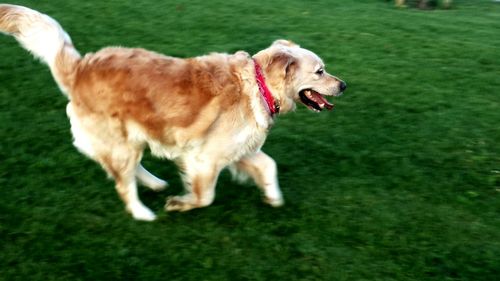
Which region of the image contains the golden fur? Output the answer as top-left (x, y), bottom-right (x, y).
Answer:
top-left (1, 4), bottom-right (346, 220)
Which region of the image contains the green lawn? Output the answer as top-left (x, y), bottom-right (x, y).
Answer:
top-left (1, 0), bottom-right (499, 280)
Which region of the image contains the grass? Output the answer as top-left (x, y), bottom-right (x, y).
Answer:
top-left (1, 0), bottom-right (499, 280)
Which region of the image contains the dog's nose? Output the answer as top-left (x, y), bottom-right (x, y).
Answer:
top-left (339, 81), bottom-right (347, 92)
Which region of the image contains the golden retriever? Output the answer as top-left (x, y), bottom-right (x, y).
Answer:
top-left (0, 4), bottom-right (346, 221)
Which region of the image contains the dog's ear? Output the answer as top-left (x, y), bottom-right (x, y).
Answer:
top-left (269, 52), bottom-right (297, 79)
top-left (272, 39), bottom-right (299, 48)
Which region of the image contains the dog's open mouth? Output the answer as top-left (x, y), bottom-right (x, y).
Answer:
top-left (299, 89), bottom-right (334, 112)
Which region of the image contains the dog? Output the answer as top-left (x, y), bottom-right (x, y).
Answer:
top-left (0, 4), bottom-right (346, 221)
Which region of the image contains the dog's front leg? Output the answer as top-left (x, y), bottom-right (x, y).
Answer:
top-left (233, 151), bottom-right (284, 207)
top-left (165, 159), bottom-right (222, 212)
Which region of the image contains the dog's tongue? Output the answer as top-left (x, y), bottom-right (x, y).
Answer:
top-left (306, 90), bottom-right (334, 110)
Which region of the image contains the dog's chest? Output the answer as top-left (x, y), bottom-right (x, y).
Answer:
top-left (237, 124), bottom-right (266, 147)
top-left (213, 124), bottom-right (268, 163)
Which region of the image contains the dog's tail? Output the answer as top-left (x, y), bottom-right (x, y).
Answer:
top-left (0, 4), bottom-right (81, 96)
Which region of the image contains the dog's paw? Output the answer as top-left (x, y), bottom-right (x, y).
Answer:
top-left (165, 196), bottom-right (196, 212)
top-left (127, 202), bottom-right (157, 221)
top-left (264, 196), bottom-right (284, 208)
top-left (139, 176), bottom-right (168, 192)
top-left (147, 179), bottom-right (168, 192)
top-left (136, 165), bottom-right (169, 192)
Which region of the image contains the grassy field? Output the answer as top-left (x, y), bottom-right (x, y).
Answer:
top-left (1, 0), bottom-right (499, 280)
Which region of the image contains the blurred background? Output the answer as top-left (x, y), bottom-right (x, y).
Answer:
top-left (0, 0), bottom-right (499, 280)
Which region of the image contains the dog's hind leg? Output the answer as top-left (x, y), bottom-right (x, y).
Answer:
top-left (68, 106), bottom-right (156, 221)
top-left (136, 164), bottom-right (168, 191)
top-left (231, 151), bottom-right (284, 207)
top-left (97, 146), bottom-right (156, 221)
top-left (165, 159), bottom-right (222, 212)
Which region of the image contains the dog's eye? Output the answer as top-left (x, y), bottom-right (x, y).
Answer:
top-left (316, 68), bottom-right (324, 76)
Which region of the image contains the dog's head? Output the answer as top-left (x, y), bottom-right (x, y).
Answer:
top-left (254, 39), bottom-right (346, 113)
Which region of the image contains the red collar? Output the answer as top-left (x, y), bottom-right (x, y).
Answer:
top-left (253, 58), bottom-right (279, 117)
